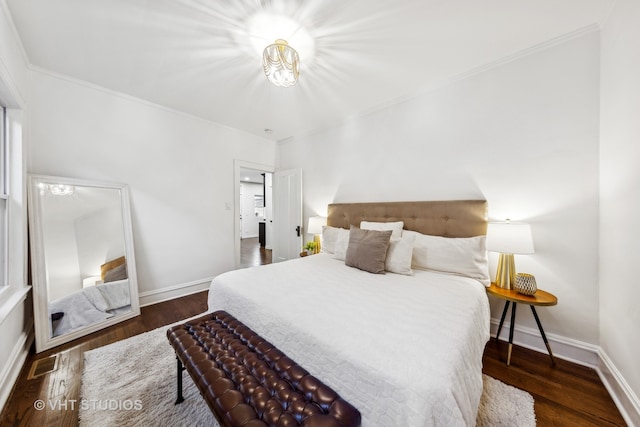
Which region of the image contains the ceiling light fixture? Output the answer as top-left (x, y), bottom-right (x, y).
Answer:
top-left (48, 184), bottom-right (75, 196)
top-left (263, 39), bottom-right (299, 87)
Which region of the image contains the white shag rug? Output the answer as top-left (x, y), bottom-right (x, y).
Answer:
top-left (79, 325), bottom-right (536, 427)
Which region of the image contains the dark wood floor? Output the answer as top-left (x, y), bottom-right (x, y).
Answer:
top-left (240, 237), bottom-right (272, 268)
top-left (483, 340), bottom-right (626, 426)
top-left (0, 292), bottom-right (209, 427)
top-left (0, 290), bottom-right (626, 426)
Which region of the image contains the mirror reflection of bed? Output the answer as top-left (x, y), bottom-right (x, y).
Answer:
top-left (49, 256), bottom-right (131, 337)
top-left (29, 175), bottom-right (140, 352)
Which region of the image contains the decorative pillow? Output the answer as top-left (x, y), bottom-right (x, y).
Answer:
top-left (104, 263), bottom-right (128, 283)
top-left (332, 227), bottom-right (351, 260)
top-left (385, 233), bottom-right (415, 276)
top-left (321, 226), bottom-right (340, 254)
top-left (345, 226), bottom-right (392, 274)
top-left (360, 221), bottom-right (404, 239)
top-left (403, 230), bottom-right (490, 285)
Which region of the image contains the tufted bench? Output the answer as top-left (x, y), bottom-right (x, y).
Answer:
top-left (167, 311), bottom-right (361, 427)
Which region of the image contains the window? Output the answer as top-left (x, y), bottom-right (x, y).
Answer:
top-left (0, 105), bottom-right (7, 288)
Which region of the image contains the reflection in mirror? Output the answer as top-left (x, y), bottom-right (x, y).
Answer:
top-left (28, 175), bottom-right (140, 352)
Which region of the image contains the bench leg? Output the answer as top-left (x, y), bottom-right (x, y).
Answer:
top-left (175, 356), bottom-right (185, 404)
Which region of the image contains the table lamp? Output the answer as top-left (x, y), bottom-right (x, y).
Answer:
top-left (486, 220), bottom-right (535, 289)
top-left (307, 216), bottom-right (327, 254)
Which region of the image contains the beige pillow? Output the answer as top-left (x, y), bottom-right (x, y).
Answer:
top-left (345, 226), bottom-right (392, 274)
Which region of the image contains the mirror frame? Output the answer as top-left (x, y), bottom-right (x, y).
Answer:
top-left (28, 175), bottom-right (140, 352)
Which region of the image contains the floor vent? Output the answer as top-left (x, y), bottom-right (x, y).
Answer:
top-left (28, 355), bottom-right (59, 379)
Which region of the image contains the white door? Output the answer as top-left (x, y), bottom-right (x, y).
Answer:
top-left (272, 168), bottom-right (302, 262)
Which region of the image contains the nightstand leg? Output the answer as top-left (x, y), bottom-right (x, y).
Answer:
top-left (507, 303), bottom-right (517, 366)
top-left (496, 301), bottom-right (511, 340)
top-left (531, 306), bottom-right (556, 365)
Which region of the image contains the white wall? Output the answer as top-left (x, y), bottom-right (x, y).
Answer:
top-left (43, 218), bottom-right (81, 300)
top-left (0, 0), bottom-right (30, 413)
top-left (600, 0), bottom-right (640, 422)
top-left (278, 33), bottom-right (601, 345)
top-left (0, 2), bottom-right (26, 105)
top-left (27, 70), bottom-right (277, 302)
top-left (75, 205), bottom-right (125, 279)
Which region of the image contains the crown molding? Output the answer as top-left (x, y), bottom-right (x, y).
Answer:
top-left (28, 65), bottom-right (273, 143)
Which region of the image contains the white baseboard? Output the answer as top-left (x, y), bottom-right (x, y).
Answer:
top-left (490, 318), bottom-right (640, 425)
top-left (490, 319), bottom-right (600, 367)
top-left (138, 277), bottom-right (212, 307)
top-left (597, 348), bottom-right (640, 427)
top-left (0, 320), bottom-right (34, 413)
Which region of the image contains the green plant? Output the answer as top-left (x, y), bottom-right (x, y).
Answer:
top-left (304, 241), bottom-right (317, 251)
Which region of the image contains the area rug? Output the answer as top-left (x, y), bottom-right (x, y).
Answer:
top-left (79, 324), bottom-right (536, 427)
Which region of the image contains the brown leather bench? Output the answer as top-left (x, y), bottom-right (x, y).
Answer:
top-left (167, 311), bottom-right (361, 427)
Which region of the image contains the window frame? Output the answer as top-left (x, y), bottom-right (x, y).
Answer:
top-left (0, 105), bottom-right (7, 290)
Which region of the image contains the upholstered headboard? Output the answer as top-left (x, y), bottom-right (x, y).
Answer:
top-left (327, 200), bottom-right (487, 238)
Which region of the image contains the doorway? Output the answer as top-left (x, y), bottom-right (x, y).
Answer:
top-left (236, 163), bottom-right (273, 268)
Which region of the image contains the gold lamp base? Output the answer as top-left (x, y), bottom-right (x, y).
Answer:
top-left (313, 234), bottom-right (321, 254)
top-left (496, 253), bottom-right (516, 289)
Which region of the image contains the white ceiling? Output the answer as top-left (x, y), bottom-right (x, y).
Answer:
top-left (6, 0), bottom-right (613, 141)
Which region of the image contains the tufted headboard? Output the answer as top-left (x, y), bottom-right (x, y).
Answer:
top-left (326, 200), bottom-right (487, 238)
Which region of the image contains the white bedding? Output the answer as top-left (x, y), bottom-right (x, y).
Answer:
top-left (208, 253), bottom-right (490, 427)
top-left (49, 279), bottom-right (131, 337)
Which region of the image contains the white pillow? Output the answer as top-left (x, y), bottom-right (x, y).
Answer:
top-left (360, 221), bottom-right (404, 239)
top-left (385, 233), bottom-right (415, 276)
top-left (332, 228), bottom-right (351, 261)
top-left (321, 226), bottom-right (341, 254)
top-left (403, 230), bottom-right (490, 285)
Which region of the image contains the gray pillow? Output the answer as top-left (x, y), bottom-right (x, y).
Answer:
top-left (103, 263), bottom-right (128, 283)
top-left (345, 226), bottom-right (392, 274)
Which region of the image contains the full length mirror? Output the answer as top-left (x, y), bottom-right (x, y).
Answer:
top-left (28, 175), bottom-right (140, 352)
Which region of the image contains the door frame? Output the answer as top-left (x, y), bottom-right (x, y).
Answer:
top-left (233, 160), bottom-right (274, 268)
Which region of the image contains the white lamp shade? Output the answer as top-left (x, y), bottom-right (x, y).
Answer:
top-left (307, 216), bottom-right (327, 235)
top-left (486, 222), bottom-right (535, 254)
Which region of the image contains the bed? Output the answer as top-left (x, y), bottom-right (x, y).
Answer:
top-left (208, 200), bottom-right (491, 426)
top-left (49, 256), bottom-right (131, 337)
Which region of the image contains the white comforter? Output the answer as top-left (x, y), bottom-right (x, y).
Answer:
top-left (49, 279), bottom-right (131, 337)
top-left (208, 254), bottom-right (490, 427)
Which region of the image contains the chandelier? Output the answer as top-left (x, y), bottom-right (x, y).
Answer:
top-left (49, 184), bottom-right (75, 196)
top-left (262, 39), bottom-right (300, 87)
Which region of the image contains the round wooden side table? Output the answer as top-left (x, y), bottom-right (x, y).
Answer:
top-left (486, 283), bottom-right (558, 366)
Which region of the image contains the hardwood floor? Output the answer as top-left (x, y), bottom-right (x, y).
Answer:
top-left (0, 292), bottom-right (208, 427)
top-left (483, 339), bottom-right (626, 426)
top-left (1, 290), bottom-right (627, 426)
top-left (240, 237), bottom-right (272, 268)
